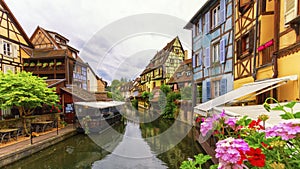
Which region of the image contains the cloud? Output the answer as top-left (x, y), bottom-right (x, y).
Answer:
top-left (6, 0), bottom-right (204, 84)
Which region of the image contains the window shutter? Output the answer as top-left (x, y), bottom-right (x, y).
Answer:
top-left (219, 0), bottom-right (226, 24)
top-left (207, 81), bottom-right (211, 99)
top-left (237, 39), bottom-right (242, 59)
top-left (192, 54), bottom-right (196, 68)
top-left (205, 12), bottom-right (210, 34)
top-left (12, 44), bottom-right (18, 58)
top-left (249, 29), bottom-right (254, 53)
top-left (220, 78), bottom-right (227, 95)
top-left (192, 25), bottom-right (195, 37)
top-left (284, 0), bottom-right (297, 24)
top-left (198, 19), bottom-right (202, 34)
top-left (199, 50), bottom-right (202, 66)
top-left (220, 38), bottom-right (226, 63)
top-left (205, 47), bottom-right (211, 68)
top-left (0, 40), bottom-right (3, 55)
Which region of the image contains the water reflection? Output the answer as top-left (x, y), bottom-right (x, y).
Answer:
top-left (92, 121), bottom-right (167, 169)
top-left (4, 109), bottom-right (205, 169)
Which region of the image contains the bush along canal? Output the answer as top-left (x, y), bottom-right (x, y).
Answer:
top-left (3, 110), bottom-right (209, 169)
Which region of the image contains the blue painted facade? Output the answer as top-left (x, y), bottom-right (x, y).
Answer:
top-left (186, 0), bottom-right (234, 103)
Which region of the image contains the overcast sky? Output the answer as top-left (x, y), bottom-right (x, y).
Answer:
top-left (6, 0), bottom-right (205, 84)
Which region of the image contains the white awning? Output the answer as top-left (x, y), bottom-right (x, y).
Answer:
top-left (74, 101), bottom-right (125, 109)
top-left (194, 75), bottom-right (298, 115)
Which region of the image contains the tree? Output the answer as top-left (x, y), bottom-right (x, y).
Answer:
top-left (0, 71), bottom-right (59, 135)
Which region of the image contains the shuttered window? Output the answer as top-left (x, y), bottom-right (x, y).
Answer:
top-left (207, 81), bottom-right (211, 99)
top-left (198, 50), bottom-right (202, 67)
top-left (211, 5), bottom-right (220, 29)
top-left (284, 0), bottom-right (298, 24)
top-left (204, 12), bottom-right (210, 34)
top-left (220, 38), bottom-right (226, 63)
top-left (192, 54), bottom-right (196, 68)
top-left (220, 78), bottom-right (227, 95)
top-left (205, 47), bottom-right (211, 68)
top-left (219, 0), bottom-right (226, 24)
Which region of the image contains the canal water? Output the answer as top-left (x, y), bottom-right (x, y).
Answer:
top-left (4, 110), bottom-right (207, 169)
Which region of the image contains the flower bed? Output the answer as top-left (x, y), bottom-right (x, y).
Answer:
top-left (181, 98), bottom-right (300, 169)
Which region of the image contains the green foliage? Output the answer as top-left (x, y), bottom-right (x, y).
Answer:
top-left (162, 92), bottom-right (181, 119)
top-left (0, 71), bottom-right (59, 116)
top-left (181, 86), bottom-right (192, 100)
top-left (107, 92), bottom-right (112, 98)
top-left (180, 153), bottom-right (212, 169)
top-left (131, 99), bottom-right (138, 109)
top-left (160, 84), bottom-right (171, 95)
top-left (111, 89), bottom-right (124, 101)
top-left (0, 71), bottom-right (59, 135)
top-left (263, 97), bottom-right (299, 119)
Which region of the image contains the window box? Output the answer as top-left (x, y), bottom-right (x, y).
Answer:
top-left (56, 62), bottom-right (62, 66)
top-left (49, 62), bottom-right (55, 67)
top-left (36, 62), bottom-right (42, 67)
top-left (30, 62), bottom-right (36, 67)
top-left (23, 63), bottom-right (29, 67)
top-left (42, 63), bottom-right (49, 68)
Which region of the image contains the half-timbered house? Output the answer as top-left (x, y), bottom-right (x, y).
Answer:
top-left (24, 26), bottom-right (88, 89)
top-left (185, 0), bottom-right (234, 104)
top-left (140, 36), bottom-right (186, 93)
top-left (0, 0), bottom-right (34, 119)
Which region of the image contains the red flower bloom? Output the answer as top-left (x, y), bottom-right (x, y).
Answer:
top-left (246, 147), bottom-right (266, 167)
top-left (195, 117), bottom-right (201, 123)
top-left (248, 119), bottom-right (264, 130)
top-left (237, 150), bottom-right (247, 165)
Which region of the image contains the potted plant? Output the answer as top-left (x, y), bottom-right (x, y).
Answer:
top-left (49, 61), bottom-right (55, 67)
top-left (30, 62), bottom-right (36, 67)
top-left (42, 62), bottom-right (48, 68)
top-left (60, 120), bottom-right (67, 128)
top-left (56, 61), bottom-right (62, 66)
top-left (23, 63), bottom-right (29, 67)
top-left (36, 62), bottom-right (42, 67)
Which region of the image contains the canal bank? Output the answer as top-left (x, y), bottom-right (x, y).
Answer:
top-left (0, 125), bottom-right (76, 167)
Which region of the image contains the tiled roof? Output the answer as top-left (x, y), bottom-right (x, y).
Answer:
top-left (61, 85), bottom-right (96, 102)
top-left (167, 58), bottom-right (192, 84)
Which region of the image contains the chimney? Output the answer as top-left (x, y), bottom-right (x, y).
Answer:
top-left (184, 50), bottom-right (188, 60)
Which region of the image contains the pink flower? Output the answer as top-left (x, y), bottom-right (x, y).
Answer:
top-left (215, 137), bottom-right (250, 166)
top-left (265, 120), bottom-right (300, 140)
top-left (200, 111), bottom-right (225, 136)
top-left (225, 117), bottom-right (237, 129)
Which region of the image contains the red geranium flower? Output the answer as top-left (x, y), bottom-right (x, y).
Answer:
top-left (237, 150), bottom-right (247, 165)
top-left (246, 147), bottom-right (266, 167)
top-left (248, 119), bottom-right (264, 130)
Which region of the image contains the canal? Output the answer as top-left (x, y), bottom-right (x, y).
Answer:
top-left (4, 109), bottom-right (207, 169)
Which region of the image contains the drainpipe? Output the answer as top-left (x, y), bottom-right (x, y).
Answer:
top-left (272, 0), bottom-right (279, 78)
top-left (252, 0), bottom-right (260, 80)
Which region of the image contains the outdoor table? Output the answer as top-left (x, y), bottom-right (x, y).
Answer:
top-left (0, 128), bottom-right (18, 142)
top-left (31, 121), bottom-right (53, 133)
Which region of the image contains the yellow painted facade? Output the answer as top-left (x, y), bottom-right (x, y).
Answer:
top-left (0, 1), bottom-right (33, 73)
top-left (140, 37), bottom-right (184, 93)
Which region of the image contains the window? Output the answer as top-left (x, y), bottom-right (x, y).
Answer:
top-left (186, 71), bottom-right (191, 76)
top-left (242, 35), bottom-right (249, 53)
top-left (3, 41), bottom-right (12, 56)
top-left (212, 43), bottom-right (220, 63)
top-left (284, 0), bottom-right (298, 24)
top-left (213, 80), bottom-right (220, 98)
top-left (237, 29), bottom-right (254, 59)
top-left (211, 5), bottom-right (220, 29)
top-left (177, 72), bottom-right (182, 77)
top-left (174, 48), bottom-right (180, 54)
top-left (3, 64), bottom-right (15, 73)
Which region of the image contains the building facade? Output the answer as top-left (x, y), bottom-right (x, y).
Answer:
top-left (140, 36), bottom-right (185, 93)
top-left (185, 0), bottom-right (234, 104)
top-left (24, 26), bottom-right (88, 89)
